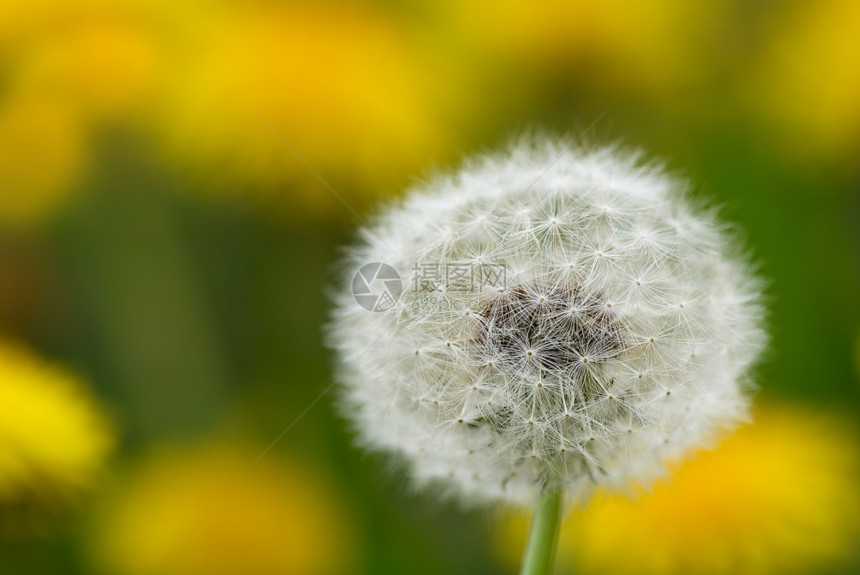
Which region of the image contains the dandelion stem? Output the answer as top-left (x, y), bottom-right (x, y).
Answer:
top-left (519, 487), bottom-right (563, 575)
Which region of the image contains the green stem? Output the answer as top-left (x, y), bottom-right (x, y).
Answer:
top-left (519, 487), bottom-right (563, 575)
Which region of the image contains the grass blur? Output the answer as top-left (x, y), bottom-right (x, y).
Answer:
top-left (0, 1), bottom-right (858, 574)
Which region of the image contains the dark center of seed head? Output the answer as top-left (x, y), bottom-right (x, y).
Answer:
top-left (474, 286), bottom-right (625, 375)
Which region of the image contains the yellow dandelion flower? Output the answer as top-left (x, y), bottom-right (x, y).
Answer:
top-left (0, 339), bottom-right (113, 509)
top-left (439, 0), bottom-right (727, 96)
top-left (151, 2), bottom-right (462, 218)
top-left (0, 0), bottom-right (162, 226)
top-left (92, 444), bottom-right (358, 575)
top-left (0, 95), bottom-right (87, 227)
top-left (0, 0), bottom-right (159, 120)
top-left (497, 403), bottom-right (860, 575)
top-left (749, 0), bottom-right (860, 162)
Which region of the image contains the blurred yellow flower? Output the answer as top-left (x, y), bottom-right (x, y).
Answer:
top-left (440, 0), bottom-right (726, 97)
top-left (749, 0), bottom-right (860, 162)
top-left (92, 444), bottom-right (358, 575)
top-left (0, 0), bottom-right (161, 226)
top-left (497, 403), bottom-right (860, 575)
top-left (151, 2), bottom-right (463, 218)
top-left (0, 0), bottom-right (159, 120)
top-left (0, 339), bottom-right (113, 511)
top-left (0, 95), bottom-right (87, 227)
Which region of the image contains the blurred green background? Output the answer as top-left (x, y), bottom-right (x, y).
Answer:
top-left (1, 0), bottom-right (858, 574)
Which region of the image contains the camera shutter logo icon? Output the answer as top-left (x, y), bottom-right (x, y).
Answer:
top-left (352, 262), bottom-right (402, 312)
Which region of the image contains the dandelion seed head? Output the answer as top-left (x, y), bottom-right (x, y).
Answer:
top-left (328, 137), bottom-right (767, 507)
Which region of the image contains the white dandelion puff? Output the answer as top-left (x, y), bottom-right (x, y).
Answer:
top-left (328, 137), bottom-right (767, 508)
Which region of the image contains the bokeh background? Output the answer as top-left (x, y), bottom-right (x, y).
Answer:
top-left (1, 0), bottom-right (858, 574)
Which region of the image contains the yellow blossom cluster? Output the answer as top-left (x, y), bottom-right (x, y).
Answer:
top-left (0, 339), bottom-right (113, 514)
top-left (2, 0), bottom-right (857, 224)
top-left (745, 0), bottom-right (860, 162)
top-left (0, 0), bottom-right (158, 226)
top-left (148, 2), bottom-right (467, 217)
top-left (91, 444), bottom-right (357, 575)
